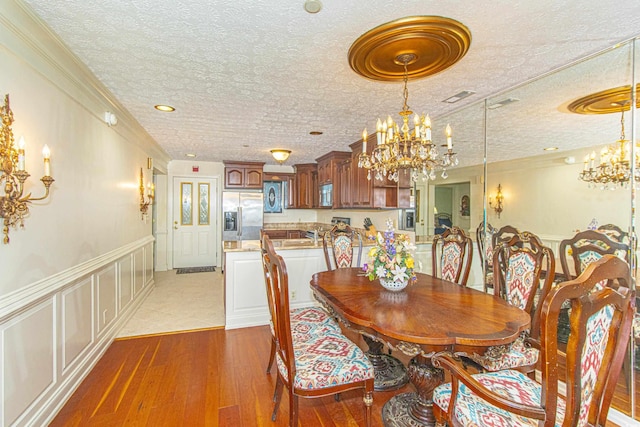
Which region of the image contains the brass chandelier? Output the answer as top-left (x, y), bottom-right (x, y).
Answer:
top-left (578, 106), bottom-right (639, 189)
top-left (357, 54), bottom-right (457, 182)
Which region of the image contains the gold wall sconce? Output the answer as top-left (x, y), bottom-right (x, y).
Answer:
top-left (0, 94), bottom-right (54, 244)
top-left (139, 168), bottom-right (154, 219)
top-left (489, 184), bottom-right (504, 218)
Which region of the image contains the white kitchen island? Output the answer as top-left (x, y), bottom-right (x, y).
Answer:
top-left (223, 239), bottom-right (330, 329)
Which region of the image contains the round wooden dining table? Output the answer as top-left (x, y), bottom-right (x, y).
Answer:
top-left (310, 268), bottom-right (530, 427)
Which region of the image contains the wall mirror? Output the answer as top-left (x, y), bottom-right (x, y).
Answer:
top-left (418, 38), bottom-right (638, 420)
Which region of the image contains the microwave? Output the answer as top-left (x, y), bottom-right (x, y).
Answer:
top-left (319, 183), bottom-right (333, 207)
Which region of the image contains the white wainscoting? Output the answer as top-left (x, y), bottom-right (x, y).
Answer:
top-left (0, 236), bottom-right (155, 427)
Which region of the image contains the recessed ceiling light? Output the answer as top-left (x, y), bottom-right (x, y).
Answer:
top-left (442, 90), bottom-right (475, 103)
top-left (154, 104), bottom-right (175, 112)
top-left (310, 131), bottom-right (323, 135)
top-left (185, 153), bottom-right (196, 158)
top-left (304, 0), bottom-right (322, 14)
top-left (544, 147), bottom-right (558, 151)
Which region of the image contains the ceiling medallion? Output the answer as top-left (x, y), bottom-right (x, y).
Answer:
top-left (348, 16), bottom-right (471, 82)
top-left (567, 84), bottom-right (640, 114)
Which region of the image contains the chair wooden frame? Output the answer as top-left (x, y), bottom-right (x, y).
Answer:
top-left (433, 255), bottom-right (635, 427)
top-left (432, 226), bottom-right (473, 286)
top-left (559, 229), bottom-right (629, 280)
top-left (597, 223), bottom-right (629, 243)
top-left (492, 231), bottom-right (555, 349)
top-left (262, 234), bottom-right (374, 427)
top-left (476, 221), bottom-right (497, 293)
top-left (322, 222), bottom-right (363, 271)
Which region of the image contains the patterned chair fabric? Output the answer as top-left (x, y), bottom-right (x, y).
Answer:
top-left (432, 255), bottom-right (634, 427)
top-left (323, 223), bottom-right (363, 271)
top-left (433, 369), bottom-right (567, 427)
top-left (333, 235), bottom-right (354, 268)
top-left (441, 242), bottom-right (462, 282)
top-left (276, 331), bottom-right (374, 390)
top-left (467, 231), bottom-right (554, 374)
top-left (432, 226), bottom-right (473, 286)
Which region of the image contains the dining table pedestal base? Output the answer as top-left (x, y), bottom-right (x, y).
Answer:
top-left (382, 356), bottom-right (444, 427)
top-left (363, 336), bottom-right (408, 391)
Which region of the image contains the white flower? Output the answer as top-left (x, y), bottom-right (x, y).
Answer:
top-left (391, 265), bottom-right (409, 282)
top-left (375, 265), bottom-right (387, 278)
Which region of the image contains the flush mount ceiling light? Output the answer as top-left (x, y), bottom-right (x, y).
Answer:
top-left (185, 153), bottom-right (196, 158)
top-left (543, 147), bottom-right (558, 151)
top-left (154, 104), bottom-right (175, 112)
top-left (271, 149), bottom-right (291, 164)
top-left (309, 131), bottom-right (323, 135)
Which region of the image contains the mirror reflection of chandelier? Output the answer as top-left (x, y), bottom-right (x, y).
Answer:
top-left (357, 54), bottom-right (458, 183)
top-left (578, 106), bottom-right (639, 189)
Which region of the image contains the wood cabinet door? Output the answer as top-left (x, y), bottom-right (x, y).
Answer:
top-left (244, 167), bottom-right (263, 189)
top-left (338, 159), bottom-right (352, 208)
top-left (225, 167), bottom-right (245, 188)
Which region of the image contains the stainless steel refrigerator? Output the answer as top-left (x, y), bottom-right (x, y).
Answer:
top-left (222, 191), bottom-right (264, 241)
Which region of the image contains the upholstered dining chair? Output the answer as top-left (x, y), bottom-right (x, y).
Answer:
top-left (559, 229), bottom-right (629, 280)
top-left (597, 223), bottom-right (629, 243)
top-left (476, 221), bottom-right (497, 293)
top-left (465, 231), bottom-right (555, 375)
top-left (260, 231), bottom-right (339, 375)
top-left (432, 226), bottom-right (473, 286)
top-left (432, 254), bottom-right (634, 427)
top-left (262, 234), bottom-right (374, 427)
top-left (322, 222), bottom-right (363, 270)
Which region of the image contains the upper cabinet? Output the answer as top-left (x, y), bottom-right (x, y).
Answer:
top-left (293, 163), bottom-right (317, 209)
top-left (316, 151), bottom-right (351, 186)
top-left (263, 172), bottom-right (296, 208)
top-left (224, 161), bottom-right (265, 189)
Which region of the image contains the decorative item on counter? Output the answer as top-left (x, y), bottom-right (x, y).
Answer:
top-left (587, 218), bottom-right (598, 230)
top-left (363, 218), bottom-right (416, 292)
top-left (363, 217), bottom-right (377, 241)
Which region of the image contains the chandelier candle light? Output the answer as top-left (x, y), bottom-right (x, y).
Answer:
top-left (0, 94), bottom-right (54, 244)
top-left (358, 54), bottom-right (458, 183)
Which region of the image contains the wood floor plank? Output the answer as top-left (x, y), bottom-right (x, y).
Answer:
top-left (49, 325), bottom-right (630, 426)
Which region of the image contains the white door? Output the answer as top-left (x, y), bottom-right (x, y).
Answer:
top-left (173, 177), bottom-right (218, 268)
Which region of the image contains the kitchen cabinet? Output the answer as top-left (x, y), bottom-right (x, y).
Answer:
top-left (337, 157), bottom-right (352, 208)
top-left (315, 151), bottom-right (351, 186)
top-left (293, 163), bottom-right (317, 209)
top-left (263, 172), bottom-right (296, 208)
top-left (315, 151), bottom-right (351, 209)
top-left (224, 161), bottom-right (265, 189)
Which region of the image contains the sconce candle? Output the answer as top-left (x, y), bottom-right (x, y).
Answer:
top-left (17, 136), bottom-right (25, 171)
top-left (43, 145), bottom-right (51, 176)
top-left (446, 124), bottom-right (452, 150)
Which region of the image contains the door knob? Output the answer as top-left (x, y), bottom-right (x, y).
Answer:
top-left (174, 221), bottom-right (178, 230)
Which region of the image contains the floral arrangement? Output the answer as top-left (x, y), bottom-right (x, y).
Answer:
top-left (363, 219), bottom-right (417, 285)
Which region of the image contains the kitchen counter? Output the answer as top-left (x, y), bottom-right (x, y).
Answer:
top-left (223, 238), bottom-right (322, 252)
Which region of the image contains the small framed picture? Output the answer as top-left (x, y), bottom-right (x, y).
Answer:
top-left (263, 181), bottom-right (283, 213)
top-left (460, 195), bottom-right (470, 217)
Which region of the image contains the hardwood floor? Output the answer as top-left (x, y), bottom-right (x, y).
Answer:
top-left (51, 326), bottom-right (626, 426)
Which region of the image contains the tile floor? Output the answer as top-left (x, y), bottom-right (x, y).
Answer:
top-left (117, 269), bottom-right (224, 338)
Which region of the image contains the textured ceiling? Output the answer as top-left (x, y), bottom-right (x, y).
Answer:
top-left (19, 0), bottom-right (640, 168)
